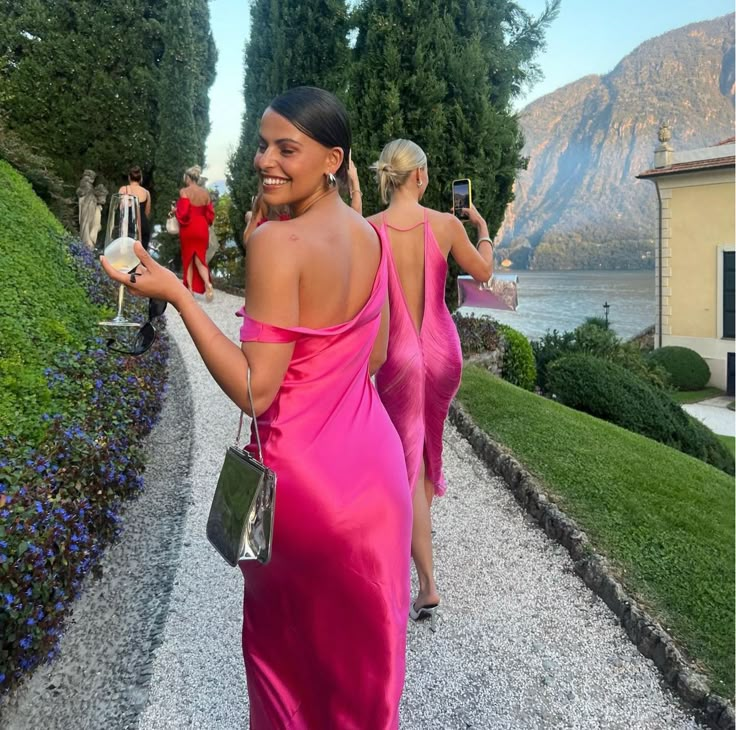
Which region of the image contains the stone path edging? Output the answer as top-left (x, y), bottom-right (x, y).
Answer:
top-left (449, 400), bottom-right (735, 730)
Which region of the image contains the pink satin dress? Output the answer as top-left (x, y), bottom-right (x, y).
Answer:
top-left (236, 234), bottom-right (412, 729)
top-left (375, 209), bottom-right (463, 495)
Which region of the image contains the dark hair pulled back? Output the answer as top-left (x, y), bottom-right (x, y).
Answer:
top-left (268, 86), bottom-right (351, 185)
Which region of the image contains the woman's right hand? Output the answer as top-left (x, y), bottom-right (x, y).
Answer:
top-left (101, 241), bottom-right (190, 309)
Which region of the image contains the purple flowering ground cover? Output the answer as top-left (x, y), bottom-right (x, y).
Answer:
top-left (0, 164), bottom-right (169, 696)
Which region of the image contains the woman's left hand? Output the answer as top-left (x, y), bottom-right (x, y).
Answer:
top-left (347, 152), bottom-right (360, 191)
top-left (101, 241), bottom-right (189, 308)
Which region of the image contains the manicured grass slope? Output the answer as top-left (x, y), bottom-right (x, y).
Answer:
top-left (0, 160), bottom-right (100, 439)
top-left (458, 366), bottom-right (735, 697)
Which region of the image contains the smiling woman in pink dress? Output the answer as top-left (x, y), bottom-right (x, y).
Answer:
top-left (102, 87), bottom-right (411, 729)
top-left (366, 139), bottom-right (495, 626)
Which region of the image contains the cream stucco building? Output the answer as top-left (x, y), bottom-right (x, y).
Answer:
top-left (638, 130), bottom-right (735, 395)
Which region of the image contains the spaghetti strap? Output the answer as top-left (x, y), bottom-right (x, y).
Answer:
top-left (382, 210), bottom-right (426, 232)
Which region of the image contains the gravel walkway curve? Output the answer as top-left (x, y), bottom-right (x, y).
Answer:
top-left (2, 289), bottom-right (703, 729)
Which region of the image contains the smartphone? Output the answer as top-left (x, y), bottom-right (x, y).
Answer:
top-left (452, 178), bottom-right (472, 219)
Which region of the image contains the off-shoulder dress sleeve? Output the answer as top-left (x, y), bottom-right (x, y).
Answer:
top-left (175, 197), bottom-right (191, 225)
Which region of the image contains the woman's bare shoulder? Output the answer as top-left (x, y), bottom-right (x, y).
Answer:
top-left (425, 207), bottom-right (455, 228)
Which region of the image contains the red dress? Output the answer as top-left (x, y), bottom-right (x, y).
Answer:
top-left (175, 197), bottom-right (215, 294)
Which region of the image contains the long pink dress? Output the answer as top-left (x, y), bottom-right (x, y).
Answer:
top-left (237, 234), bottom-right (412, 729)
top-left (375, 209), bottom-right (463, 495)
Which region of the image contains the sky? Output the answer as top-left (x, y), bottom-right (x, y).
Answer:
top-left (203, 0), bottom-right (734, 185)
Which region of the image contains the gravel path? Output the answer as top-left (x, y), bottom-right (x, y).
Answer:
top-left (1, 289), bottom-right (702, 729)
top-left (1, 338), bottom-right (195, 730)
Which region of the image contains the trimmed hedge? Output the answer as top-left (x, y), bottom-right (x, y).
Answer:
top-left (0, 162), bottom-right (169, 695)
top-left (532, 321), bottom-right (669, 392)
top-left (547, 354), bottom-right (733, 475)
top-left (497, 323), bottom-right (536, 391)
top-left (648, 346), bottom-right (711, 391)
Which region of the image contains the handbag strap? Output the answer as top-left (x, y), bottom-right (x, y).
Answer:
top-left (235, 367), bottom-right (264, 463)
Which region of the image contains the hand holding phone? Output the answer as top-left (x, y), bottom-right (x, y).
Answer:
top-left (452, 178), bottom-right (472, 219)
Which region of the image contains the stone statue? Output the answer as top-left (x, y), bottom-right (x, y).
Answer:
top-left (77, 170), bottom-right (107, 249)
top-left (658, 122), bottom-right (672, 145)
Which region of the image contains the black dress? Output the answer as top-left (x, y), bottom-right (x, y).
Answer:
top-left (123, 186), bottom-right (151, 250)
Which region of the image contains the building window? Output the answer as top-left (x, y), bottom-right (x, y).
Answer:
top-left (724, 251), bottom-right (735, 339)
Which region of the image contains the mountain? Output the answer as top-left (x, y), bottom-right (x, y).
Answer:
top-left (497, 14), bottom-right (735, 270)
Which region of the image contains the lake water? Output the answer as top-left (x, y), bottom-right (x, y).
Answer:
top-left (459, 270), bottom-right (656, 341)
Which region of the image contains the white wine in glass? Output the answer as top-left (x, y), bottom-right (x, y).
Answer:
top-left (99, 193), bottom-right (141, 327)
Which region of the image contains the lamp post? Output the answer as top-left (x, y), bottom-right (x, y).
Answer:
top-left (603, 301), bottom-right (610, 329)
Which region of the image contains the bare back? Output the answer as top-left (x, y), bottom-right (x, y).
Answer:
top-left (180, 184), bottom-right (210, 207)
top-left (119, 184), bottom-right (149, 204)
top-left (368, 206), bottom-right (454, 333)
top-left (254, 201), bottom-right (381, 331)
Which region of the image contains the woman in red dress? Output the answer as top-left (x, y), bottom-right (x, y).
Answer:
top-left (175, 165), bottom-right (215, 301)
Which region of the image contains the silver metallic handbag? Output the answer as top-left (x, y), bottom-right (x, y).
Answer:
top-left (206, 369), bottom-right (276, 567)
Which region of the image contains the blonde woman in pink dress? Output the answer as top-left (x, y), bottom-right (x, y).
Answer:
top-left (366, 139), bottom-right (494, 626)
top-left (102, 88), bottom-right (411, 729)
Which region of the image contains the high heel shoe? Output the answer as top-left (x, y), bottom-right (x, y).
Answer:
top-left (205, 282), bottom-right (214, 302)
top-left (409, 603), bottom-right (440, 632)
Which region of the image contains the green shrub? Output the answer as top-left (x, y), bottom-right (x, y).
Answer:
top-left (451, 312), bottom-right (503, 357)
top-left (532, 322), bottom-right (669, 392)
top-left (497, 323), bottom-right (536, 391)
top-left (0, 161), bottom-right (169, 695)
top-left (609, 343), bottom-right (670, 391)
top-left (531, 328), bottom-right (576, 391)
top-left (547, 354), bottom-right (733, 475)
top-left (0, 161), bottom-right (104, 441)
top-left (648, 346), bottom-right (711, 391)
top-left (0, 119), bottom-right (73, 229)
top-left (573, 321), bottom-right (620, 356)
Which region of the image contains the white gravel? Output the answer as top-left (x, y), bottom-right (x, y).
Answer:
top-left (138, 289), bottom-right (701, 729)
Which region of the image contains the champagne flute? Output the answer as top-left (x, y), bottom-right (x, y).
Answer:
top-left (99, 193), bottom-right (141, 327)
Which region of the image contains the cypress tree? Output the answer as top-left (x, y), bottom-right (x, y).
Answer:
top-left (190, 0), bottom-right (218, 166)
top-left (350, 0), bottom-right (558, 305)
top-left (0, 0), bottom-right (164, 192)
top-left (153, 0), bottom-right (201, 222)
top-left (0, 0), bottom-right (216, 224)
top-left (227, 0), bottom-right (350, 247)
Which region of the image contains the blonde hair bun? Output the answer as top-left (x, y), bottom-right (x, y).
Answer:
top-left (371, 139), bottom-right (427, 204)
top-left (184, 165), bottom-right (202, 184)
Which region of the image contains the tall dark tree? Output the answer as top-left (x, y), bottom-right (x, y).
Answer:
top-left (0, 0), bottom-right (216, 225)
top-left (350, 0), bottom-right (558, 305)
top-left (0, 0), bottom-right (164, 193)
top-left (153, 0), bottom-right (217, 221)
top-left (190, 0), bottom-right (218, 166)
top-left (227, 0), bottom-right (350, 247)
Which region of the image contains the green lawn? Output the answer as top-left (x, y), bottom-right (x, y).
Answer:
top-left (670, 387), bottom-right (725, 404)
top-left (458, 366), bottom-right (735, 697)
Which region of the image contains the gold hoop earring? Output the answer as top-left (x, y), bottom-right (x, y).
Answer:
top-left (417, 180), bottom-right (423, 188)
